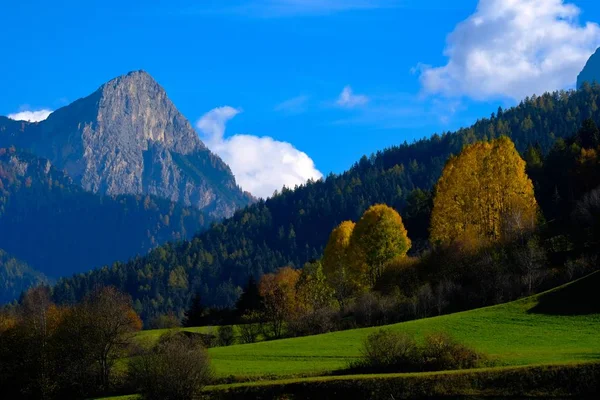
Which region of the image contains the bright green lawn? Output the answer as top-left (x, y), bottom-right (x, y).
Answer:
top-left (208, 275), bottom-right (600, 378)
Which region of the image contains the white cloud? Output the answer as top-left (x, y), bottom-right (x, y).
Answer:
top-left (336, 86), bottom-right (369, 108)
top-left (196, 106), bottom-right (241, 142)
top-left (274, 95), bottom-right (310, 114)
top-left (196, 107), bottom-right (322, 199)
top-left (419, 0), bottom-right (600, 100)
top-left (7, 109), bottom-right (53, 122)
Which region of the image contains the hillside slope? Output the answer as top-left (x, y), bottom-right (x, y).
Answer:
top-left (207, 272), bottom-right (600, 378)
top-left (0, 71), bottom-right (253, 218)
top-left (0, 147), bottom-right (213, 292)
top-left (0, 249), bottom-right (48, 303)
top-left (54, 86), bottom-right (600, 318)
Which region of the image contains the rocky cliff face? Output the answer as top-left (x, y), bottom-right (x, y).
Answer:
top-left (0, 71), bottom-right (252, 218)
top-left (577, 48), bottom-right (600, 89)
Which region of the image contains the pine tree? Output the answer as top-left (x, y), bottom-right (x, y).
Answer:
top-left (183, 293), bottom-right (205, 327)
top-left (235, 276), bottom-right (263, 316)
top-left (577, 118), bottom-right (600, 149)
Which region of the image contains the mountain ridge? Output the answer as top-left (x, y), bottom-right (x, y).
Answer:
top-left (0, 71), bottom-right (252, 218)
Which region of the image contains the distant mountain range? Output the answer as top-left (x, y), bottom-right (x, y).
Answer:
top-left (0, 71), bottom-right (253, 218)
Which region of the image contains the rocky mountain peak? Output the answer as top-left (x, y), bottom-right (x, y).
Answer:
top-left (93, 70), bottom-right (204, 154)
top-left (0, 72), bottom-right (252, 218)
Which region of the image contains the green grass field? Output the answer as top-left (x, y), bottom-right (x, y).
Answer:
top-left (207, 272), bottom-right (600, 378)
top-left (99, 273), bottom-right (600, 399)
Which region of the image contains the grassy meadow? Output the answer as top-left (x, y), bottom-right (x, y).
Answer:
top-left (100, 272), bottom-right (600, 399)
top-left (206, 272), bottom-right (600, 378)
top-left (133, 272), bottom-right (600, 380)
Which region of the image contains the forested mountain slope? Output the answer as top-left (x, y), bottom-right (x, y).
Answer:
top-left (0, 249), bottom-right (48, 304)
top-left (53, 85), bottom-right (600, 321)
top-left (0, 147), bottom-right (212, 298)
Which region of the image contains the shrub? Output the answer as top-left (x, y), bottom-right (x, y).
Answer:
top-left (217, 325), bottom-right (236, 346)
top-left (421, 332), bottom-right (484, 371)
top-left (148, 313), bottom-right (181, 329)
top-left (129, 332), bottom-right (213, 400)
top-left (351, 292), bottom-right (413, 327)
top-left (352, 330), bottom-right (485, 373)
top-left (287, 307), bottom-right (339, 337)
top-left (375, 256), bottom-right (420, 295)
top-left (239, 312), bottom-right (262, 344)
top-left (356, 329), bottom-right (418, 372)
top-left (238, 323), bottom-right (261, 344)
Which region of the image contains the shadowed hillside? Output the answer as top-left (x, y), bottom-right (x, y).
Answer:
top-left (0, 148), bottom-right (214, 299)
top-left (529, 271), bottom-right (600, 315)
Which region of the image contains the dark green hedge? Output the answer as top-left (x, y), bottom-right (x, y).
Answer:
top-left (204, 362), bottom-right (600, 399)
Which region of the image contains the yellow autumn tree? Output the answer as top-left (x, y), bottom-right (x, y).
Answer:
top-left (348, 204), bottom-right (411, 289)
top-left (322, 221), bottom-right (356, 307)
top-left (430, 136), bottom-right (538, 247)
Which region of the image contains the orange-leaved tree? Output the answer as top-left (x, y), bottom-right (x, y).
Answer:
top-left (430, 136), bottom-right (538, 247)
top-left (348, 204), bottom-right (411, 289)
top-left (259, 267), bottom-right (300, 338)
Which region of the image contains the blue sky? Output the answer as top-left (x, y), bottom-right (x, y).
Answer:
top-left (3, 0), bottom-right (600, 198)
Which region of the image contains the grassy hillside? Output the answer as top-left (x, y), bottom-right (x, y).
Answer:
top-left (101, 274), bottom-right (600, 400)
top-left (206, 272), bottom-right (600, 378)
